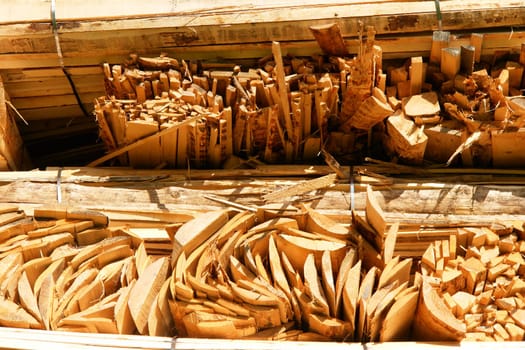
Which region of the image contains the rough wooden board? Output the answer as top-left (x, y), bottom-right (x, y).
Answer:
top-left (262, 174), bottom-right (337, 202)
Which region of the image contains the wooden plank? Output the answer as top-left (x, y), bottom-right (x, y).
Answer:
top-left (88, 115), bottom-right (200, 167)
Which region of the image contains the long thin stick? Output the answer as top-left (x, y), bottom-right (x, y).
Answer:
top-left (88, 116), bottom-right (200, 167)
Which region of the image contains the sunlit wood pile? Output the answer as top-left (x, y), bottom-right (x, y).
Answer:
top-left (93, 24), bottom-right (525, 169)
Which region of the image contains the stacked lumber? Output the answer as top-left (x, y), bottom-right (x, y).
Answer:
top-left (416, 222), bottom-right (525, 341)
top-left (92, 22), bottom-right (525, 169)
top-left (0, 1), bottom-right (524, 168)
top-left (0, 205), bottom-right (181, 336)
top-left (94, 44), bottom-right (348, 168)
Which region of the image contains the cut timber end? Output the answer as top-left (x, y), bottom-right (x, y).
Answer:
top-left (403, 91), bottom-right (440, 117)
top-left (441, 47), bottom-right (461, 81)
top-left (423, 124), bottom-right (463, 164)
top-left (0, 78), bottom-right (31, 170)
top-left (309, 23), bottom-right (348, 57)
top-left (409, 57), bottom-right (423, 95)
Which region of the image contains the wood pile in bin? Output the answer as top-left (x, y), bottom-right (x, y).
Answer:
top-left (92, 24), bottom-right (525, 169)
top-left (1, 188), bottom-right (525, 342)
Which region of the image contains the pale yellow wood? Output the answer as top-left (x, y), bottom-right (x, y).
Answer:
top-left (128, 256), bottom-right (170, 335)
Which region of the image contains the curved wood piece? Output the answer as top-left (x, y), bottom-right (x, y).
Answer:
top-left (412, 278), bottom-right (466, 341)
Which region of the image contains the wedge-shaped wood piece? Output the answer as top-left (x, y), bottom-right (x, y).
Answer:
top-left (128, 256), bottom-right (170, 335)
top-left (268, 234), bottom-right (291, 296)
top-left (0, 297), bottom-right (42, 329)
top-left (380, 289), bottom-right (419, 341)
top-left (156, 278), bottom-right (174, 335)
top-left (303, 205), bottom-right (355, 242)
top-left (218, 213), bottom-right (255, 270)
top-left (357, 266), bottom-right (379, 341)
top-left (75, 228), bottom-right (111, 246)
top-left (303, 253), bottom-right (330, 316)
top-left (366, 186), bottom-right (387, 237)
top-left (22, 257), bottom-right (52, 290)
top-left (246, 217), bottom-right (298, 236)
top-left (229, 255), bottom-right (256, 283)
top-left (70, 236), bottom-right (131, 270)
top-left (413, 278), bottom-right (466, 341)
top-left (147, 293), bottom-right (169, 337)
top-left (76, 258), bottom-right (127, 312)
top-left (33, 258), bottom-right (65, 298)
top-left (230, 281), bottom-right (279, 307)
top-left (342, 260), bottom-right (362, 335)
top-left (59, 313), bottom-right (118, 334)
top-left (0, 252), bottom-right (23, 283)
top-left (383, 222), bottom-right (399, 264)
top-left (53, 268), bottom-right (99, 328)
top-left (114, 281), bottom-right (136, 335)
top-left (171, 210), bottom-right (229, 267)
top-left (17, 270), bottom-right (43, 327)
top-left (274, 233), bottom-right (347, 274)
top-left (38, 274), bottom-right (56, 330)
top-left (369, 282), bottom-right (408, 342)
top-left (378, 257), bottom-right (412, 290)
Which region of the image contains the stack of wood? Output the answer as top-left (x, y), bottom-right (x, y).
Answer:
top-left (383, 37), bottom-right (525, 167)
top-left (416, 222), bottom-right (525, 341)
top-left (0, 205), bottom-right (178, 336)
top-left (165, 204), bottom-right (422, 342)
top-left (93, 26), bottom-right (382, 169)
